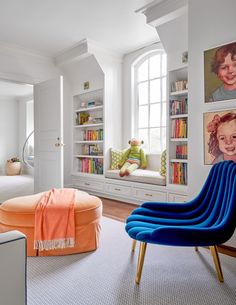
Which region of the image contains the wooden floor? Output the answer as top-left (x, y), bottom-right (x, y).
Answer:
top-left (101, 197), bottom-right (138, 222)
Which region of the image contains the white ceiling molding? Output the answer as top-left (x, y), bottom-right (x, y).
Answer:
top-left (54, 39), bottom-right (90, 67)
top-left (140, 0), bottom-right (188, 27)
top-left (55, 38), bottom-right (123, 67)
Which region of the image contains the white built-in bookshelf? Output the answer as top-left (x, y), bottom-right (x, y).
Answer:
top-left (168, 66), bottom-right (188, 186)
top-left (73, 88), bottom-right (104, 176)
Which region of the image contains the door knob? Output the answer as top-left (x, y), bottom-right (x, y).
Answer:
top-left (55, 143), bottom-right (65, 147)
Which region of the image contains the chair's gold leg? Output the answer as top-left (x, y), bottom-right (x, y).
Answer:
top-left (210, 246), bottom-right (224, 282)
top-left (132, 240), bottom-right (137, 252)
top-left (195, 246), bottom-right (199, 252)
top-left (135, 242), bottom-right (147, 284)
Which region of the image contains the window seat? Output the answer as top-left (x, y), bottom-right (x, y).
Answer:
top-left (105, 169), bottom-right (166, 186)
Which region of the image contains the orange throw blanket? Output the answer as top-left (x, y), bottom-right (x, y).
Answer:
top-left (34, 188), bottom-right (76, 251)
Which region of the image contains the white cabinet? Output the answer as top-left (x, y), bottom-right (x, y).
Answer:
top-left (133, 187), bottom-right (167, 202)
top-left (73, 88), bottom-right (104, 176)
top-left (105, 183), bottom-right (132, 197)
top-left (168, 192), bottom-right (187, 203)
top-left (72, 176), bottom-right (104, 192)
top-left (168, 66), bottom-right (188, 187)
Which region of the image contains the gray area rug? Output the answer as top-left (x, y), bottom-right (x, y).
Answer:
top-left (27, 217), bottom-right (236, 305)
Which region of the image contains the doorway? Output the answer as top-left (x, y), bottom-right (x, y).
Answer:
top-left (0, 79), bottom-right (34, 202)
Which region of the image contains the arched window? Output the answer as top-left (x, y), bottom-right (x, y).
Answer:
top-left (134, 51), bottom-right (167, 154)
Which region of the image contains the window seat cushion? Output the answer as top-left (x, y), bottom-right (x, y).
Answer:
top-left (105, 169), bottom-right (166, 186)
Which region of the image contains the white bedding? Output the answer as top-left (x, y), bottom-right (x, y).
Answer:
top-left (0, 175), bottom-right (34, 203)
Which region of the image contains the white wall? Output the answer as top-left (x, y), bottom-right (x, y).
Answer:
top-left (0, 98), bottom-right (18, 174)
top-left (188, 0), bottom-right (236, 246)
top-left (122, 42), bottom-right (164, 148)
top-left (188, 0), bottom-right (236, 197)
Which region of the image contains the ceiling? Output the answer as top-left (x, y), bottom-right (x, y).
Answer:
top-left (0, 0), bottom-right (159, 57)
top-left (0, 80), bottom-right (33, 99)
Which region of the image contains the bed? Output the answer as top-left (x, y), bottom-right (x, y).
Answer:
top-left (0, 175), bottom-right (34, 203)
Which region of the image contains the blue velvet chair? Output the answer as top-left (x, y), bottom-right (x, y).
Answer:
top-left (125, 161), bottom-right (236, 284)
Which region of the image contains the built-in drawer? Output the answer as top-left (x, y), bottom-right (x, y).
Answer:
top-left (133, 188), bottom-right (167, 202)
top-left (73, 179), bottom-right (104, 192)
top-left (168, 192), bottom-right (187, 203)
top-left (105, 183), bottom-right (131, 197)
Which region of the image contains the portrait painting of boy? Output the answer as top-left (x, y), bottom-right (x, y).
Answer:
top-left (204, 109), bottom-right (236, 164)
top-left (204, 41), bottom-right (236, 103)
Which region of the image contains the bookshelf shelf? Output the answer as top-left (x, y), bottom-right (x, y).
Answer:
top-left (170, 89), bottom-right (188, 96)
top-left (74, 140), bottom-right (103, 144)
top-left (170, 114), bottom-right (188, 119)
top-left (170, 159), bottom-right (188, 163)
top-left (168, 66), bottom-right (188, 187)
top-left (75, 105), bottom-right (103, 113)
top-left (74, 155), bottom-right (104, 159)
top-left (170, 138), bottom-right (188, 142)
top-left (74, 123), bottom-right (104, 128)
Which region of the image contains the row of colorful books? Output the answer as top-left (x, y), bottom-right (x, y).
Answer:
top-left (170, 162), bottom-right (187, 185)
top-left (78, 158), bottom-right (103, 175)
top-left (170, 97), bottom-right (188, 115)
top-left (176, 144), bottom-right (188, 159)
top-left (83, 129), bottom-right (103, 141)
top-left (171, 118), bottom-right (188, 138)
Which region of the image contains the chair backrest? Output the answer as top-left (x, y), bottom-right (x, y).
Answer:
top-left (200, 161), bottom-right (236, 242)
top-left (174, 161), bottom-right (227, 220)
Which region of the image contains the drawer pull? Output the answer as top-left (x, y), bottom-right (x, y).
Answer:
top-left (145, 193), bottom-right (153, 197)
top-left (114, 188), bottom-right (121, 191)
top-left (85, 183), bottom-right (90, 186)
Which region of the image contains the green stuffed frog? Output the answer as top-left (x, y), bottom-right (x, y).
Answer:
top-left (118, 138), bottom-right (147, 177)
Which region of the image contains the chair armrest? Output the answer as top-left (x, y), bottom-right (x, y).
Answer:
top-left (0, 231), bottom-right (27, 305)
top-left (0, 230), bottom-right (26, 244)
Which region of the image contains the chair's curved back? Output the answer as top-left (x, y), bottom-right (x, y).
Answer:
top-left (203, 161), bottom-right (236, 242)
top-left (193, 161), bottom-right (234, 223)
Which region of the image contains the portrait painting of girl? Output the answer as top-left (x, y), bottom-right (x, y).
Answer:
top-left (204, 110), bottom-right (236, 164)
top-left (204, 41), bottom-right (236, 103)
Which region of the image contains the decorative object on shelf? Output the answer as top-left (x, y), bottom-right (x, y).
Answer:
top-left (6, 157), bottom-right (21, 176)
top-left (160, 150), bottom-right (167, 177)
top-left (204, 41), bottom-right (236, 103)
top-left (89, 144), bottom-right (103, 156)
top-left (80, 101), bottom-right (86, 108)
top-left (171, 80), bottom-right (187, 92)
top-left (110, 149), bottom-right (124, 170)
top-left (83, 81), bottom-right (90, 90)
top-left (87, 100), bottom-right (96, 108)
top-left (182, 51), bottom-right (188, 63)
top-left (118, 139), bottom-right (147, 177)
top-left (204, 109), bottom-right (236, 165)
top-left (76, 112), bottom-right (90, 125)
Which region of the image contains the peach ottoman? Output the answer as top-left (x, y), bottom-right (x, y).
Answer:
top-left (0, 190), bottom-right (102, 256)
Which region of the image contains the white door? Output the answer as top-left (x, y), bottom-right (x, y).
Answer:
top-left (34, 76), bottom-right (64, 193)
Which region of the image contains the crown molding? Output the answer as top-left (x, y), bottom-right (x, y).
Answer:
top-left (54, 38), bottom-right (123, 67)
top-left (138, 0), bottom-right (188, 27)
